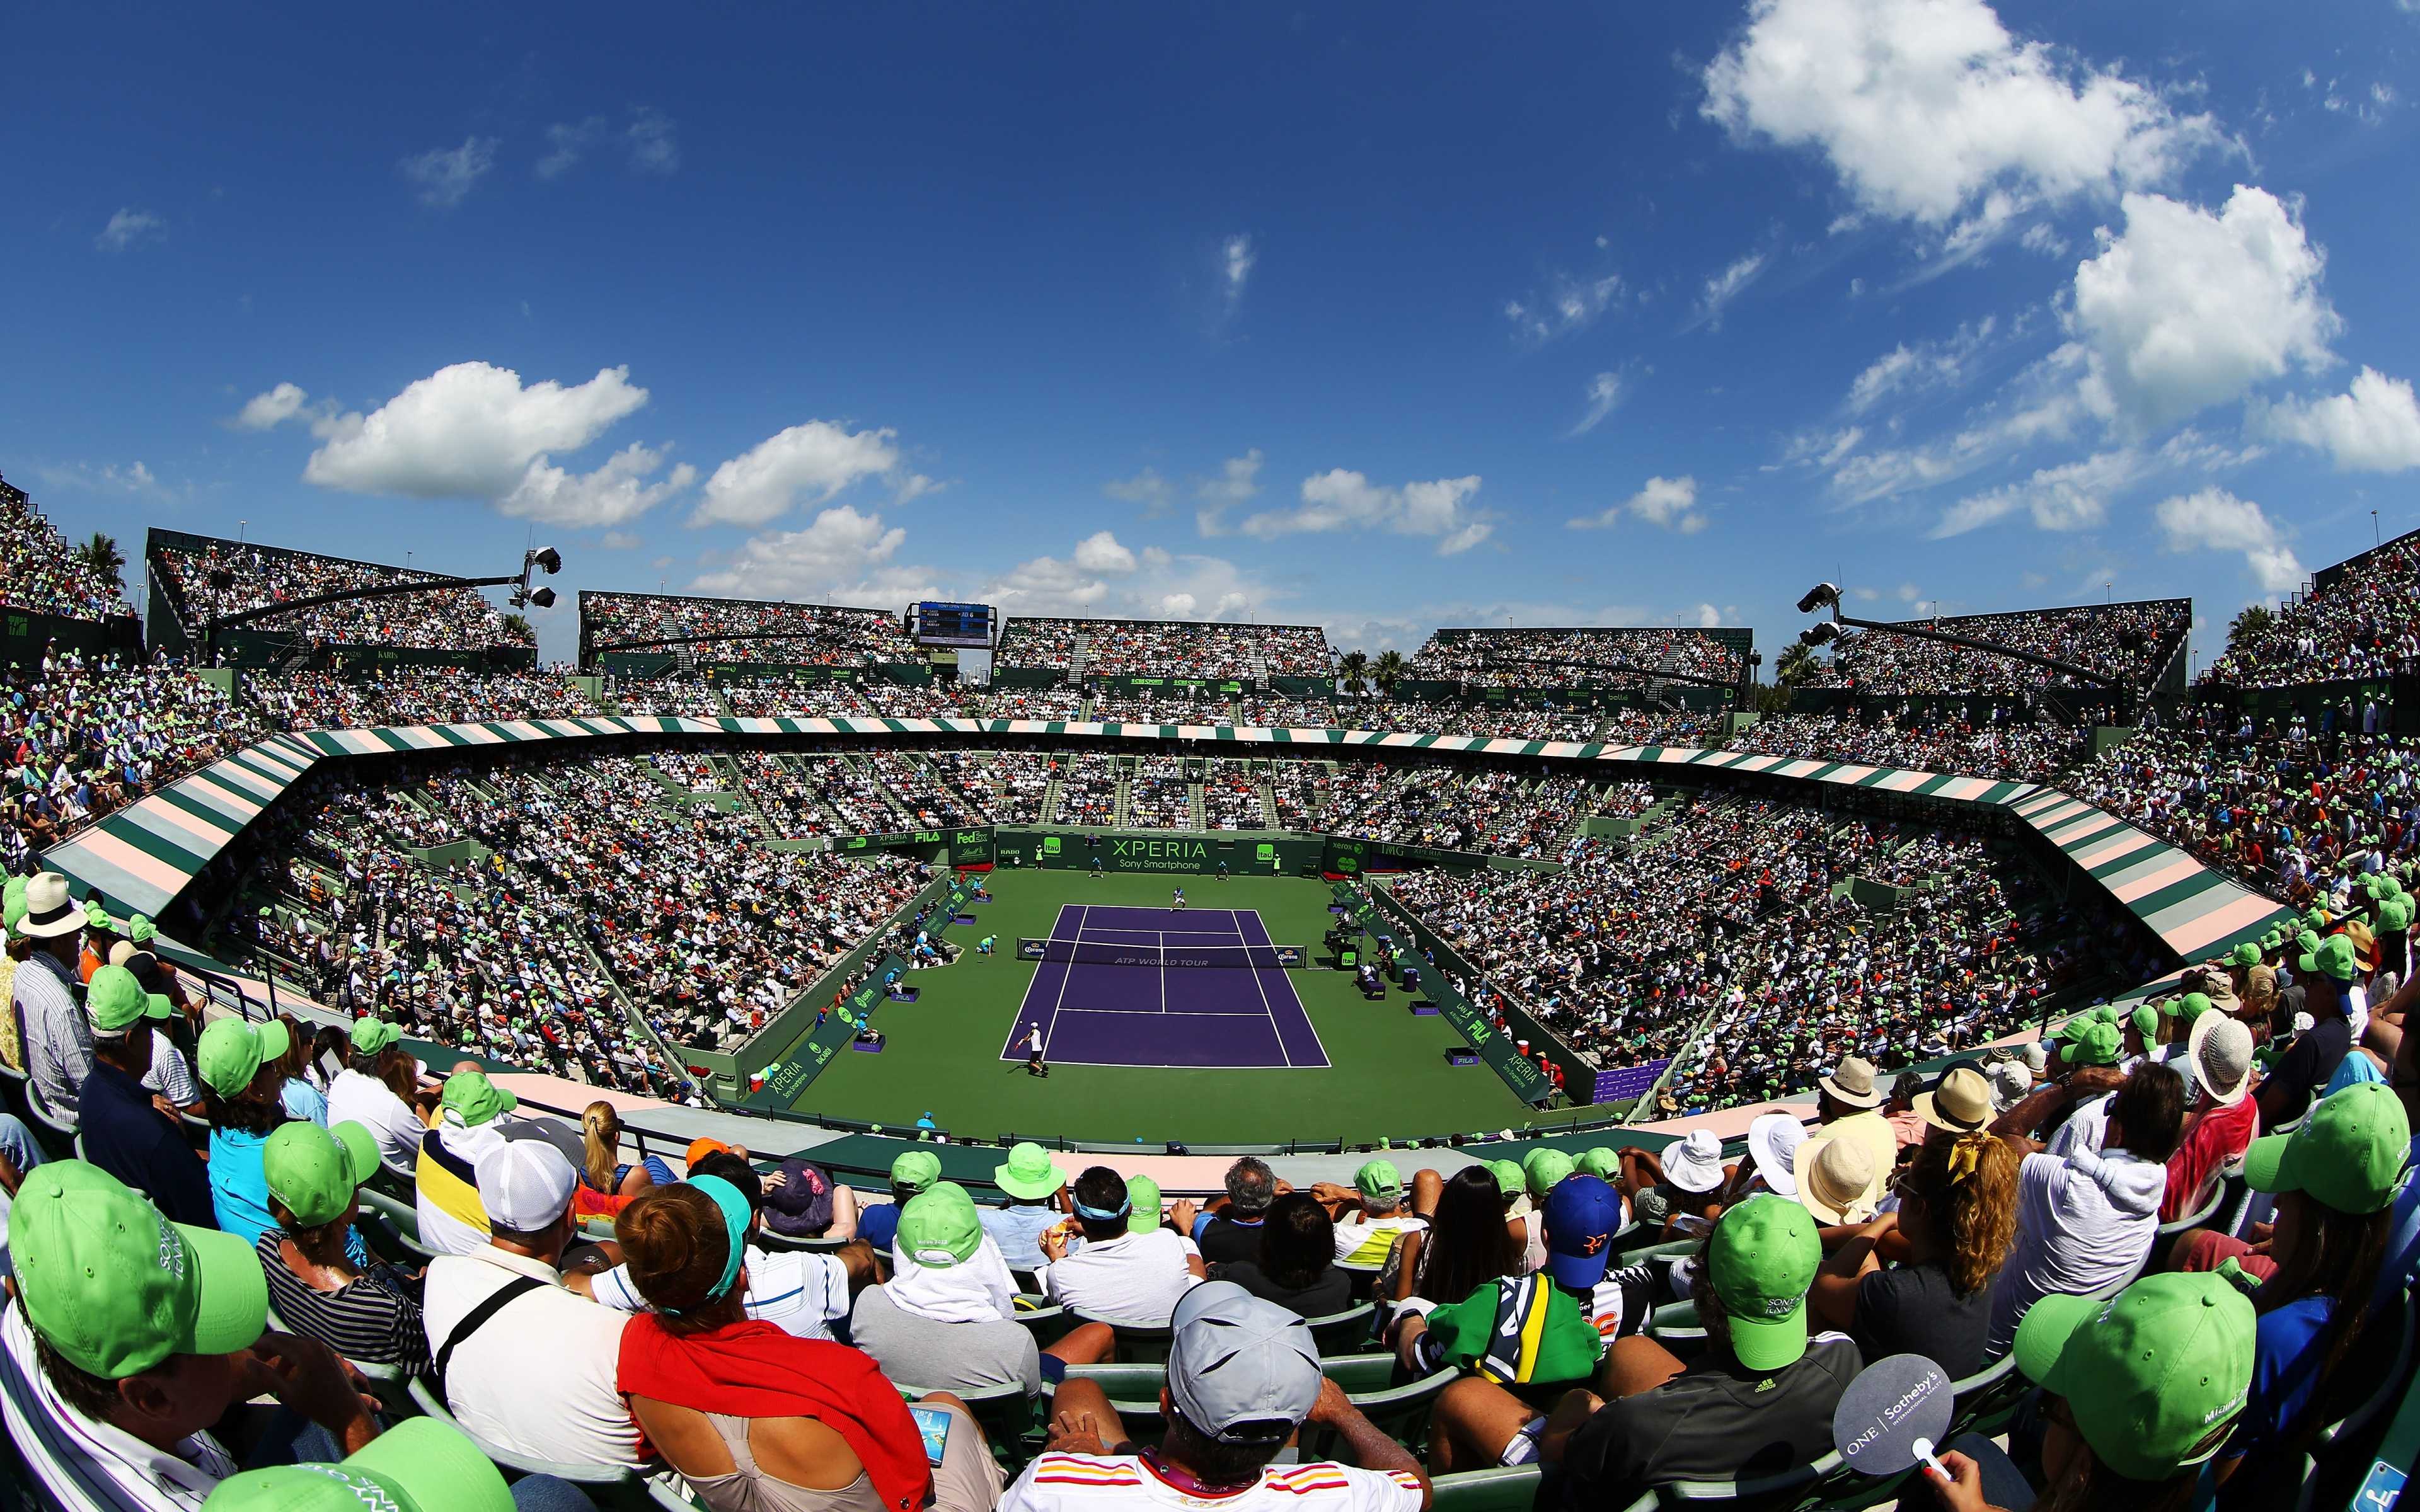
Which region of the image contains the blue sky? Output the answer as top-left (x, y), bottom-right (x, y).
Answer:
top-left (6, 1), bottom-right (2419, 668)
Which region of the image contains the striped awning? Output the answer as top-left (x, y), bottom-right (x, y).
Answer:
top-left (40, 715), bottom-right (2293, 964)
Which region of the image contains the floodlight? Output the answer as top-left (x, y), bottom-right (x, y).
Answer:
top-left (1797, 583), bottom-right (1841, 614)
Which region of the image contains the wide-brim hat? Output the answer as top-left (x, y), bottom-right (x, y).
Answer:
top-left (1792, 1137), bottom-right (1877, 1225)
top-left (1746, 1113), bottom-right (1807, 1197)
top-left (1913, 1067), bottom-right (1992, 1133)
top-left (2185, 1011), bottom-right (2254, 1108)
top-left (1662, 1128), bottom-right (1726, 1194)
top-left (14, 873), bottom-right (84, 939)
top-left (1819, 1056), bottom-right (1884, 1108)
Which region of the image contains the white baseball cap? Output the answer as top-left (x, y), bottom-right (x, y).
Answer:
top-left (474, 1140), bottom-right (578, 1233)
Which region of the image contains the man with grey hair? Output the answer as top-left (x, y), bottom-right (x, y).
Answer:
top-left (1190, 1156), bottom-right (1281, 1265)
top-left (1005, 1280), bottom-right (1427, 1509)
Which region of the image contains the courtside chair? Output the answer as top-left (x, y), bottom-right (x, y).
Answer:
top-left (1655, 1446), bottom-right (1846, 1509)
top-left (1304, 1300), bottom-right (1381, 1355)
top-left (1071, 1311), bottom-right (1175, 1364)
top-left (1431, 1464), bottom-right (1546, 1511)
top-left (406, 1376), bottom-right (655, 1510)
top-left (356, 1186), bottom-right (444, 1264)
top-left (890, 1379), bottom-right (1041, 1471)
top-left (1336, 1258), bottom-right (1385, 1302)
top-left (22, 1080), bottom-right (76, 1162)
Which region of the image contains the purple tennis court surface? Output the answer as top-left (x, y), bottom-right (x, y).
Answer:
top-left (1000, 905), bottom-right (1330, 1068)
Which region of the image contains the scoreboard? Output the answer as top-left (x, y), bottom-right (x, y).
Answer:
top-left (911, 601), bottom-right (996, 648)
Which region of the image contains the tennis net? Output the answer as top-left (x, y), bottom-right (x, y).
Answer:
top-left (1018, 937), bottom-right (1306, 969)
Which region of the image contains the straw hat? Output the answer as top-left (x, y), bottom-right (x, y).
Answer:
top-left (14, 874), bottom-right (84, 939)
top-left (1912, 1067), bottom-right (1992, 1133)
top-left (1819, 1056), bottom-right (1884, 1109)
top-left (1792, 1137), bottom-right (1877, 1225)
top-left (2187, 1012), bottom-right (2255, 1108)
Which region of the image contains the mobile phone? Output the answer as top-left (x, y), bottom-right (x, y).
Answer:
top-left (909, 1406), bottom-right (951, 1466)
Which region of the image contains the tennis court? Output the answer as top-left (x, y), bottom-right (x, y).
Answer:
top-left (999, 904), bottom-right (1330, 1068)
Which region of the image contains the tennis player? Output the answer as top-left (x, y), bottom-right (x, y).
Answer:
top-left (1172, 885), bottom-right (1187, 912)
top-left (1025, 1021), bottom-right (1049, 1077)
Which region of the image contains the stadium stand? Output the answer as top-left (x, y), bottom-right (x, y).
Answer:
top-left (149, 529), bottom-right (532, 652)
top-left (3, 650), bottom-right (269, 875)
top-left (0, 472), bottom-right (129, 621)
top-left (1730, 709), bottom-right (2086, 784)
top-left (1408, 626), bottom-right (1749, 688)
top-left (993, 615), bottom-right (1332, 679)
top-left (246, 667), bottom-right (597, 731)
top-left (2200, 531), bottom-right (2420, 687)
top-left (580, 588), bottom-right (920, 668)
top-left (1797, 598), bottom-right (2190, 696)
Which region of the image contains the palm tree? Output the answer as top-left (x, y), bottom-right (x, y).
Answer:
top-left (1339, 650), bottom-right (1369, 699)
top-left (500, 613), bottom-right (535, 643)
top-left (76, 532), bottom-right (126, 588)
top-left (1775, 642), bottom-right (1818, 687)
top-left (1374, 648), bottom-right (1405, 700)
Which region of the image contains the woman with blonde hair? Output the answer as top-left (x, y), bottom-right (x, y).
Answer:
top-left (1809, 1128), bottom-right (2019, 1380)
top-left (582, 1099), bottom-right (669, 1199)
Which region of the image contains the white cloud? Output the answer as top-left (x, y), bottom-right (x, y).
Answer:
top-left (2070, 185), bottom-right (2337, 432)
top-left (1928, 427), bottom-right (2254, 537)
top-left (601, 531), bottom-right (644, 549)
top-left (538, 117), bottom-right (606, 179)
top-left (1103, 468), bottom-right (1172, 513)
top-left (1696, 253), bottom-right (1768, 329)
top-left (689, 505), bottom-right (928, 603)
top-left (1569, 475), bottom-right (1706, 533)
top-left (401, 136), bottom-right (498, 208)
top-left (1505, 273), bottom-right (1624, 342)
top-left (1221, 234), bottom-right (1255, 314)
top-left (1703, 0), bottom-right (2213, 232)
top-left (230, 382), bottom-right (310, 432)
top-left (2260, 367), bottom-right (2420, 472)
top-left (301, 362), bottom-right (650, 500)
top-left (37, 460), bottom-right (176, 501)
top-left (1846, 318), bottom-right (1997, 413)
top-left (1192, 451), bottom-right (1264, 536)
top-left (627, 110), bottom-right (679, 174)
top-left (691, 420), bottom-right (924, 528)
top-left (497, 442), bottom-right (695, 527)
top-left (1693, 603), bottom-right (1724, 628)
top-left (95, 209), bottom-right (161, 253)
top-left (1240, 469), bottom-right (1490, 554)
top-left (2154, 486), bottom-right (2303, 592)
top-left (1569, 372), bottom-right (1628, 436)
top-left (1071, 530), bottom-right (1138, 575)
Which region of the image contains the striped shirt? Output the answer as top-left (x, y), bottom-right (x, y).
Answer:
top-left (1001, 1453), bottom-right (1422, 1509)
top-left (14, 949), bottom-right (89, 1120)
top-left (255, 1233), bottom-right (430, 1373)
top-left (0, 1299), bottom-right (239, 1512)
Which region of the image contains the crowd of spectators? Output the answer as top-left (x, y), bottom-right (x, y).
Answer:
top-left (583, 591), bottom-right (919, 667)
top-left (1729, 709), bottom-right (2086, 784)
top-left (0, 473), bottom-right (129, 621)
top-left (1409, 627), bottom-right (1748, 689)
top-left (1203, 758), bottom-right (1269, 829)
top-left (994, 616), bottom-right (1332, 678)
top-left (2202, 539), bottom-right (2420, 686)
top-left (153, 536), bottom-right (531, 651)
top-left (246, 667), bottom-right (599, 731)
top-left (4, 648), bottom-right (268, 872)
top-left (1125, 754), bottom-right (1192, 828)
top-left (1050, 752), bottom-right (1117, 825)
top-left (1326, 764), bottom-right (1608, 858)
top-left (1797, 600), bottom-right (2189, 696)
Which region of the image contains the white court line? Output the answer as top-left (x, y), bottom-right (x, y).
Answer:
top-left (1238, 909), bottom-right (1330, 1070)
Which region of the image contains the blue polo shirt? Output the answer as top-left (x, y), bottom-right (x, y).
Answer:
top-left (78, 1057), bottom-right (215, 1229)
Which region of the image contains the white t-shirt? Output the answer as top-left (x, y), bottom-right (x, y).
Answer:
top-left (1037, 1229), bottom-right (1200, 1325)
top-left (327, 1068), bottom-right (427, 1174)
top-left (1001, 1453), bottom-right (1422, 1510)
top-left (589, 1247), bottom-right (852, 1341)
top-left (1332, 1213), bottom-right (1426, 1267)
top-left (421, 1246), bottom-right (640, 1467)
top-left (1986, 1145), bottom-right (2165, 1357)
top-left (2045, 1092), bottom-right (2112, 1160)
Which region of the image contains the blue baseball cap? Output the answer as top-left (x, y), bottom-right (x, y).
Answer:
top-left (1542, 1172), bottom-right (1623, 1290)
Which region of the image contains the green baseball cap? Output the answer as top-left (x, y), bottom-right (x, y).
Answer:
top-left (890, 1147), bottom-right (943, 1194)
top-left (1522, 1147), bottom-right (1575, 1196)
top-left (2295, 929), bottom-right (2320, 957)
top-left (2013, 1273), bottom-right (2256, 1482)
top-left (2058, 1017), bottom-right (2121, 1067)
top-left (2305, 907), bottom-right (2329, 930)
top-left (83, 898), bottom-right (115, 931)
top-left (1125, 1174), bottom-right (1163, 1234)
top-left (1485, 1159), bottom-right (1526, 1199)
top-left (197, 1017), bottom-right (292, 1099)
top-left (128, 914), bottom-right (157, 944)
top-left (1576, 1147), bottom-right (1620, 1179)
top-left (11, 1162), bottom-right (267, 1378)
top-left (263, 1120), bottom-right (382, 1228)
top-left (897, 1181), bottom-right (985, 1268)
top-left (1356, 1159), bottom-right (1403, 1203)
top-left (2165, 991), bottom-right (2213, 1023)
top-left (1708, 1194), bottom-right (1821, 1372)
top-left (2242, 1082), bottom-right (2411, 1214)
top-left (439, 1069), bottom-right (517, 1126)
top-left (200, 1416), bottom-right (515, 1512)
top-left (2130, 1004), bottom-right (2160, 1040)
top-left (2300, 933), bottom-right (2359, 983)
top-left (2228, 942), bottom-right (2261, 967)
top-left (993, 1141), bottom-right (1063, 1200)
top-left (86, 963), bottom-right (171, 1035)
top-left (349, 1016), bottom-right (401, 1054)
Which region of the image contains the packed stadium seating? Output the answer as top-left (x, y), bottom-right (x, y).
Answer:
top-left (2201, 536), bottom-right (2420, 686)
top-left (0, 473), bottom-right (129, 621)
top-left (151, 532), bottom-right (532, 651)
top-left (3, 650), bottom-right (268, 874)
top-left (1408, 626), bottom-right (1747, 688)
top-left (993, 616), bottom-right (1332, 679)
top-left (246, 667), bottom-right (600, 730)
top-left (581, 589), bottom-right (921, 667)
top-left (1730, 709), bottom-right (2085, 784)
top-left (1797, 599), bottom-right (2189, 696)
